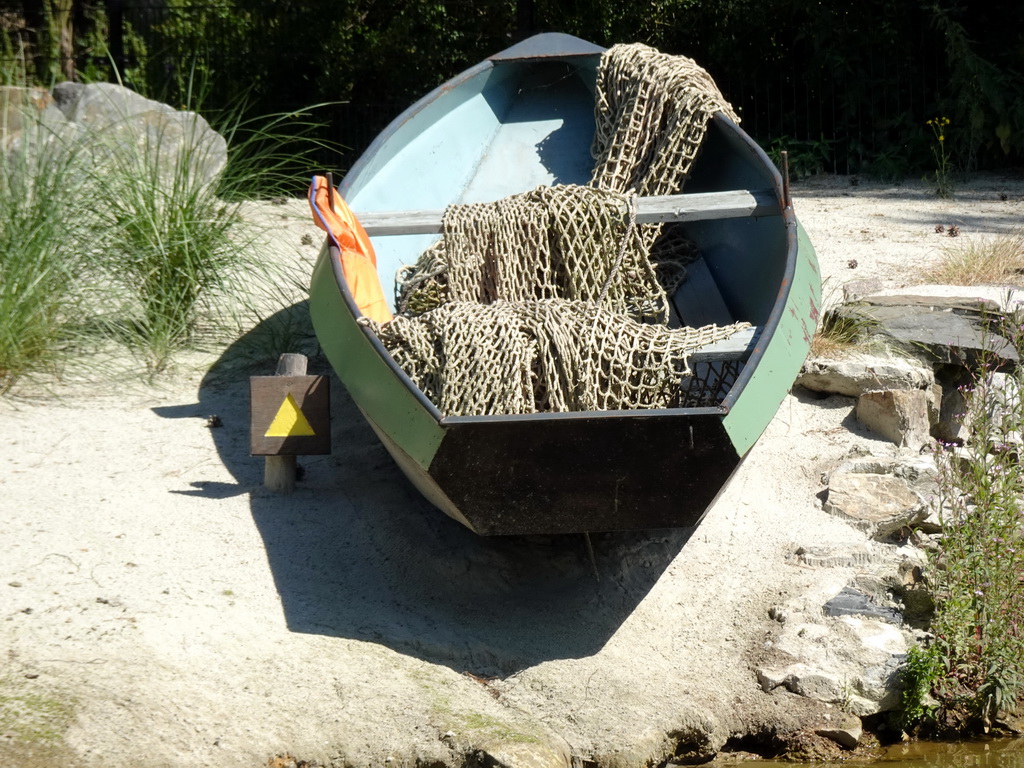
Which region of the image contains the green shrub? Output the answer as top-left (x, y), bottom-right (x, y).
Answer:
top-left (901, 319), bottom-right (1024, 734)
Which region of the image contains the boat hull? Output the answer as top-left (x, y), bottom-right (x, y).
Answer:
top-left (309, 33), bottom-right (820, 535)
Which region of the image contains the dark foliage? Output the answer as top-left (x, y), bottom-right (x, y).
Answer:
top-left (3, 0), bottom-right (1023, 182)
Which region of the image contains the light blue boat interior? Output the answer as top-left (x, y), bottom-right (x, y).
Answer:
top-left (341, 51), bottom-right (785, 328)
top-left (342, 58), bottom-right (601, 312)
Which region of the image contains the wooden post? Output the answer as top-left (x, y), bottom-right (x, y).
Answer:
top-left (781, 150), bottom-right (792, 210)
top-left (264, 353), bottom-right (308, 493)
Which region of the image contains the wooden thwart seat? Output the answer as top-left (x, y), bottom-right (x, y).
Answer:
top-left (687, 325), bottom-right (760, 364)
top-left (356, 188), bottom-right (780, 236)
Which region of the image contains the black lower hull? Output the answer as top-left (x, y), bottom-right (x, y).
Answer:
top-left (411, 412), bottom-right (740, 535)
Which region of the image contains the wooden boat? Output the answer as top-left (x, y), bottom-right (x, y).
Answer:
top-left (308, 32), bottom-right (820, 536)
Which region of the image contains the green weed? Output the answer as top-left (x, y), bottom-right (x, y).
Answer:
top-left (926, 117), bottom-right (955, 198)
top-left (901, 317), bottom-right (1024, 734)
top-left (0, 683), bottom-right (76, 746)
top-left (766, 134), bottom-right (835, 179)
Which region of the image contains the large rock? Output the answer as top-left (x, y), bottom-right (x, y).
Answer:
top-left (51, 81), bottom-right (227, 187)
top-left (822, 454), bottom-right (936, 540)
top-left (0, 85), bottom-right (71, 155)
top-left (815, 713), bottom-right (863, 750)
top-left (477, 739), bottom-right (570, 768)
top-left (840, 294), bottom-right (1017, 367)
top-left (824, 587), bottom-right (902, 624)
top-left (757, 614), bottom-right (910, 716)
top-left (861, 285), bottom-right (1024, 314)
top-left (855, 389), bottom-right (933, 450)
top-left (797, 353), bottom-right (934, 398)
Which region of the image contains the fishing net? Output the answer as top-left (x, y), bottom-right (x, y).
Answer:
top-left (368, 43), bottom-right (750, 417)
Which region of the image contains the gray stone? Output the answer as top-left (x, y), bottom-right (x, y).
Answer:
top-left (824, 587), bottom-right (902, 624)
top-left (862, 285), bottom-right (1024, 314)
top-left (797, 354), bottom-right (934, 398)
top-left (477, 740), bottom-right (569, 768)
top-left (847, 302), bottom-right (1017, 366)
top-left (853, 293), bottom-right (1001, 315)
top-left (842, 279), bottom-right (884, 303)
top-left (823, 468), bottom-right (928, 539)
top-left (856, 389), bottom-right (933, 450)
top-left (50, 80), bottom-right (85, 117)
top-left (759, 615), bottom-right (909, 716)
top-left (794, 542), bottom-right (881, 569)
top-left (815, 714), bottom-right (863, 750)
top-left (59, 82), bottom-right (227, 188)
top-left (1, 85), bottom-right (71, 156)
top-left (757, 663), bottom-right (846, 702)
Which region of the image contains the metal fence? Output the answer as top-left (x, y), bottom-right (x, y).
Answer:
top-left (2, 2), bottom-right (950, 176)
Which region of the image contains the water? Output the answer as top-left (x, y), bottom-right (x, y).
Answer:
top-left (759, 739), bottom-right (1024, 768)
top-left (880, 740), bottom-right (1024, 768)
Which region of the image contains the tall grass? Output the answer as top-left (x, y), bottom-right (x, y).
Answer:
top-left (0, 77), bottom-right (333, 385)
top-left (927, 230), bottom-right (1024, 286)
top-left (85, 97), bottom-right (245, 370)
top-left (0, 92), bottom-right (94, 392)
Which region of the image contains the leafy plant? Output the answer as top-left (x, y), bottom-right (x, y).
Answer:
top-left (898, 644), bottom-right (942, 730)
top-left (79, 89), bottom-right (244, 370)
top-left (75, 74), bottom-right (334, 372)
top-left (901, 317), bottom-right (1024, 734)
top-left (926, 116), bottom-right (954, 198)
top-left (766, 134), bottom-right (836, 179)
top-left (0, 67), bottom-right (332, 386)
top-left (929, 3), bottom-right (1024, 169)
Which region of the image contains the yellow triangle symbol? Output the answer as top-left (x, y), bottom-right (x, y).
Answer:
top-left (265, 393), bottom-right (316, 437)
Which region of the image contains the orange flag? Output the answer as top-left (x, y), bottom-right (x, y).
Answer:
top-left (309, 175), bottom-right (393, 324)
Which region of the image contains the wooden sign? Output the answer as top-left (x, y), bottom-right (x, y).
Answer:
top-left (250, 375), bottom-right (330, 456)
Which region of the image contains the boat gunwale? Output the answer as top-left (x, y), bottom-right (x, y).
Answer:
top-left (326, 44), bottom-right (801, 430)
top-left (713, 111), bottom-right (800, 415)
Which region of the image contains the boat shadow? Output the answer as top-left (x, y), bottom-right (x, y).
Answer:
top-left (189, 304), bottom-right (693, 677)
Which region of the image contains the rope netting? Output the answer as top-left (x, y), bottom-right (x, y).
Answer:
top-left (368, 44), bottom-right (751, 417)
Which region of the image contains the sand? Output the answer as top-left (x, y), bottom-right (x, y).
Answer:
top-left (1, 172), bottom-right (1023, 768)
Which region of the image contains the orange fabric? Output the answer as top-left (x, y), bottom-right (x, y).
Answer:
top-left (309, 175), bottom-right (393, 324)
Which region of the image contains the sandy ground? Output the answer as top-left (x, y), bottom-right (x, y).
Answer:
top-left (1, 173), bottom-right (1023, 768)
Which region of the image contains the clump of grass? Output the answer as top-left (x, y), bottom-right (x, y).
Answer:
top-left (900, 318), bottom-right (1024, 735)
top-left (85, 103), bottom-right (247, 371)
top-left (809, 306), bottom-right (877, 358)
top-left (92, 89), bottom-right (336, 372)
top-left (0, 72), bottom-right (334, 385)
top-left (0, 92), bottom-right (97, 392)
top-left (926, 229), bottom-right (1024, 286)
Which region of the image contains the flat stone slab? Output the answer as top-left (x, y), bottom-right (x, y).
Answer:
top-left (823, 587), bottom-right (902, 624)
top-left (797, 354), bottom-right (934, 397)
top-left (839, 298), bottom-right (1017, 366)
top-left (862, 285), bottom-right (1024, 314)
